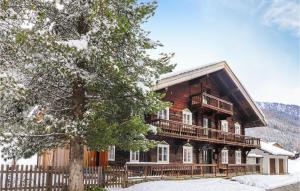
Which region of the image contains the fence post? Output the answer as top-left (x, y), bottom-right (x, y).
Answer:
top-left (226, 164), bottom-right (229, 177)
top-left (46, 166), bottom-right (52, 191)
top-left (144, 166), bottom-right (147, 181)
top-left (98, 167), bottom-right (105, 188)
top-left (214, 165), bottom-right (216, 177)
top-left (123, 165), bottom-right (128, 188)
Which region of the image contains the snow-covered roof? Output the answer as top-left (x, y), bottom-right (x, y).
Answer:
top-left (260, 141), bottom-right (294, 157)
top-left (247, 153), bottom-right (263, 158)
top-left (152, 61), bottom-right (267, 127)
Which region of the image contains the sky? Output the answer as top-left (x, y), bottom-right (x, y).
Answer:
top-left (143, 0), bottom-right (300, 105)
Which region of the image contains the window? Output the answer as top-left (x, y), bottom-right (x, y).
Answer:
top-left (130, 150), bottom-right (140, 162)
top-left (108, 146), bottom-right (115, 161)
top-left (235, 123), bottom-right (241, 135)
top-left (182, 109), bottom-right (192, 125)
top-left (203, 117), bottom-right (209, 135)
top-left (203, 150), bottom-right (208, 163)
top-left (157, 108), bottom-right (169, 120)
top-left (221, 149), bottom-right (228, 164)
top-left (235, 150), bottom-right (241, 164)
top-left (183, 146), bottom-right (193, 163)
top-left (221, 120), bottom-right (228, 132)
top-left (157, 144), bottom-right (169, 163)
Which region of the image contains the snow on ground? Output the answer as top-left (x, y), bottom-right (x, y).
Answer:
top-left (289, 158), bottom-right (300, 178)
top-left (232, 159), bottom-right (300, 189)
top-left (109, 178), bottom-right (265, 191)
top-left (232, 175), bottom-right (299, 190)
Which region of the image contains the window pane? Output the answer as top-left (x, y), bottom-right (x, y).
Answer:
top-left (136, 152), bottom-right (139, 160)
top-left (188, 150), bottom-right (191, 162)
top-left (158, 147), bottom-right (162, 161)
top-left (163, 147), bottom-right (167, 161)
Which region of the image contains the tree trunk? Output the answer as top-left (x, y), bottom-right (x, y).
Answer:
top-left (68, 138), bottom-right (84, 191)
top-left (69, 81), bottom-right (86, 191)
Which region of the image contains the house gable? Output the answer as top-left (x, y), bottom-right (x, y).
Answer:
top-left (152, 61), bottom-right (267, 128)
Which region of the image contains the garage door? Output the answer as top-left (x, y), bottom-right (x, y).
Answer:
top-left (270, 158), bottom-right (276, 174)
top-left (279, 159), bottom-right (284, 174)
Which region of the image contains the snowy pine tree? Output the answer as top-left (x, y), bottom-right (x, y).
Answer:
top-left (0, 0), bottom-right (174, 190)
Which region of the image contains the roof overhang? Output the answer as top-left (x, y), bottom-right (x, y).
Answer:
top-left (152, 61), bottom-right (267, 127)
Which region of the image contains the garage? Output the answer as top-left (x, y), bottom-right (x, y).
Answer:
top-left (279, 159), bottom-right (284, 174)
top-left (247, 141), bottom-right (295, 175)
top-left (269, 158), bottom-right (276, 174)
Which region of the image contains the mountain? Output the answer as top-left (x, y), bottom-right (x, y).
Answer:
top-left (246, 102), bottom-right (300, 152)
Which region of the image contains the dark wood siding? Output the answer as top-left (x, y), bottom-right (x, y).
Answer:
top-left (110, 74), bottom-right (253, 166)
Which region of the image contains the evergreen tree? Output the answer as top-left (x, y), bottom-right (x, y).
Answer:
top-left (0, 0), bottom-right (174, 190)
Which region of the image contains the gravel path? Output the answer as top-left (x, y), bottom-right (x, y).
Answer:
top-left (267, 182), bottom-right (300, 191)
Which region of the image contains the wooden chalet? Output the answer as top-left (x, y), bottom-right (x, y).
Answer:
top-left (38, 61), bottom-right (266, 176)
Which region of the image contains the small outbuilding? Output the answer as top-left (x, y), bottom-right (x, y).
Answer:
top-left (247, 141), bottom-right (294, 175)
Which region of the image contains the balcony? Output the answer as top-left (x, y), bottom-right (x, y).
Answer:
top-left (150, 119), bottom-right (260, 148)
top-left (191, 92), bottom-right (233, 115)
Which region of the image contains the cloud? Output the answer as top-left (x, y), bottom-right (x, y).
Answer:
top-left (263, 0), bottom-right (300, 36)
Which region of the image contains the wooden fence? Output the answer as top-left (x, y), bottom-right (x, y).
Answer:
top-left (0, 165), bottom-right (126, 191)
top-left (0, 163), bottom-right (260, 190)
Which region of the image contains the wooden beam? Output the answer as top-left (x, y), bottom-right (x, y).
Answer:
top-left (214, 74), bottom-right (251, 119)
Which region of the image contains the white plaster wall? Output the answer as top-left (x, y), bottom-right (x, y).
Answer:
top-left (246, 157), bottom-right (256, 164)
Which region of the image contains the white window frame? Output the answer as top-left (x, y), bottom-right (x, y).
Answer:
top-left (108, 146), bottom-right (115, 161)
top-left (221, 149), bottom-right (228, 164)
top-left (203, 117), bottom-right (209, 135)
top-left (182, 109), bottom-right (192, 125)
top-left (235, 122), bottom-right (241, 135)
top-left (235, 150), bottom-right (241, 164)
top-left (157, 108), bottom-right (169, 120)
top-left (130, 150), bottom-right (140, 162)
top-left (183, 146), bottom-right (193, 164)
top-left (221, 120), bottom-right (228, 132)
top-left (157, 144), bottom-right (169, 164)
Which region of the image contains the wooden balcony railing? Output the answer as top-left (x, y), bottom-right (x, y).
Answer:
top-left (125, 163), bottom-right (260, 180)
top-left (191, 92), bottom-right (233, 115)
top-left (150, 119), bottom-right (260, 148)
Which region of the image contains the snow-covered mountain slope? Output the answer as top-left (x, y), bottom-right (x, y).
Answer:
top-left (246, 102), bottom-right (300, 152)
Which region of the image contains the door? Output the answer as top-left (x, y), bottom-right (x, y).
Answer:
top-left (100, 151), bottom-right (108, 167)
top-left (279, 159), bottom-right (284, 174)
top-left (202, 149), bottom-right (213, 173)
top-left (84, 151), bottom-right (98, 167)
top-left (270, 158), bottom-right (276, 174)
